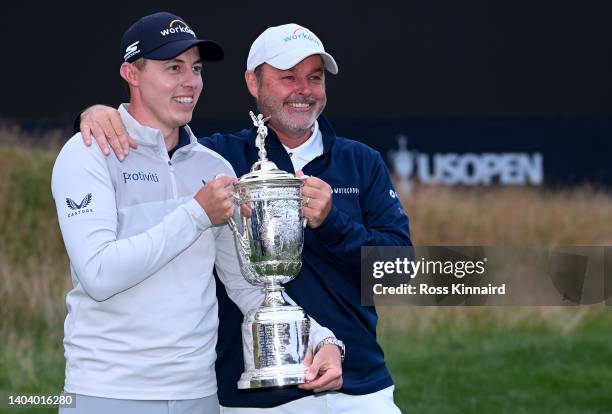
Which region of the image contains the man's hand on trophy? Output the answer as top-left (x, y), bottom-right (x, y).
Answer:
top-left (194, 176), bottom-right (238, 225)
top-left (296, 171), bottom-right (332, 229)
top-left (298, 344), bottom-right (343, 393)
top-left (80, 105), bottom-right (137, 160)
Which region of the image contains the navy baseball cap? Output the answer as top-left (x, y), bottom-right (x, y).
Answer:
top-left (120, 12), bottom-right (224, 63)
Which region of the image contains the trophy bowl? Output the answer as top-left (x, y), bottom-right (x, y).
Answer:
top-left (234, 170), bottom-right (304, 284)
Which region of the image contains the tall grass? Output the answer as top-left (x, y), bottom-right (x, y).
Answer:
top-left (0, 139), bottom-right (70, 406)
top-left (0, 146), bottom-right (69, 332)
top-left (404, 184), bottom-right (612, 246)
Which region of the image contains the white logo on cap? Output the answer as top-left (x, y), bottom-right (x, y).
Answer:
top-left (160, 19), bottom-right (196, 37)
top-left (124, 41), bottom-right (140, 60)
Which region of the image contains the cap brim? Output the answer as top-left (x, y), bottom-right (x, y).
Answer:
top-left (145, 39), bottom-right (224, 62)
top-left (266, 48), bottom-right (338, 74)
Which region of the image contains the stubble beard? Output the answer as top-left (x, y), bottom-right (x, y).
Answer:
top-left (256, 90), bottom-right (326, 138)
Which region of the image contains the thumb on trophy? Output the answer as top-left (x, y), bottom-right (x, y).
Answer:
top-left (303, 346), bottom-right (313, 365)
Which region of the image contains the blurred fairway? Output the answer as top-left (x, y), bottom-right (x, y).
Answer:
top-left (1, 137), bottom-right (612, 413)
top-left (379, 307), bottom-right (612, 414)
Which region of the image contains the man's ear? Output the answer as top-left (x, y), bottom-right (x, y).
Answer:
top-left (245, 70), bottom-right (259, 99)
top-left (120, 62), bottom-right (139, 88)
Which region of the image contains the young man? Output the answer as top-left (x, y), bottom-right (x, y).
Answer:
top-left (78, 23), bottom-right (409, 413)
top-left (53, 14), bottom-right (341, 414)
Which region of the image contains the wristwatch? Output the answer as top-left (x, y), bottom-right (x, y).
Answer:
top-left (315, 337), bottom-right (346, 362)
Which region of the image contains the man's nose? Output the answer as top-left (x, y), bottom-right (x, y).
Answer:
top-left (294, 77), bottom-right (312, 95)
top-left (182, 70), bottom-right (202, 89)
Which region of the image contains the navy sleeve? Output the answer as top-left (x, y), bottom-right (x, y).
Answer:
top-left (310, 152), bottom-right (412, 276)
top-left (198, 134), bottom-right (222, 151)
top-left (198, 133), bottom-right (242, 166)
top-left (72, 110), bottom-right (83, 134)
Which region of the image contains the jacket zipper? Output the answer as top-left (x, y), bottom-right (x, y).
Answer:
top-left (163, 149), bottom-right (178, 200)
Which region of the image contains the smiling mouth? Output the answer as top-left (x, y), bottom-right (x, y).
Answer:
top-left (173, 96), bottom-right (194, 104)
top-left (286, 101), bottom-right (313, 111)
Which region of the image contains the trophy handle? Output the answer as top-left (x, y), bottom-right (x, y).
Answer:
top-left (227, 190), bottom-right (262, 285)
top-left (297, 174), bottom-right (309, 229)
top-left (227, 216), bottom-right (261, 285)
top-left (227, 217), bottom-right (247, 252)
top-left (227, 194), bottom-right (250, 256)
top-left (227, 216), bottom-right (239, 233)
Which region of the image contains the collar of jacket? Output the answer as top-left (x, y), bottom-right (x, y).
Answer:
top-left (117, 103), bottom-right (199, 151)
top-left (244, 115), bottom-right (337, 174)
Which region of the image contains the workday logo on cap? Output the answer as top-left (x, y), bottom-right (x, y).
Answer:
top-left (160, 19), bottom-right (196, 37)
top-left (282, 26), bottom-right (322, 47)
top-left (246, 23), bottom-right (338, 74)
top-left (120, 12), bottom-right (224, 63)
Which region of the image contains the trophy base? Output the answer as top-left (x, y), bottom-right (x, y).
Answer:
top-left (238, 364), bottom-right (307, 389)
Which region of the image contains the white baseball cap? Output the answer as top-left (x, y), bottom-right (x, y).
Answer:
top-left (246, 23), bottom-right (338, 74)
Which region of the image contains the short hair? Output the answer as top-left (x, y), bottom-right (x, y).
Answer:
top-left (253, 64), bottom-right (264, 83)
top-left (132, 58), bottom-right (147, 71)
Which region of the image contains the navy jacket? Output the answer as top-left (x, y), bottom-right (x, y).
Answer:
top-left (202, 116), bottom-right (412, 408)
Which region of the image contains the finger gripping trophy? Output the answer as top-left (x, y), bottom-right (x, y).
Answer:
top-left (228, 111), bottom-right (310, 389)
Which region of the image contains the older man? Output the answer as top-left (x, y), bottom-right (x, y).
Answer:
top-left (78, 23), bottom-right (410, 413)
top-left (53, 15), bottom-right (340, 414)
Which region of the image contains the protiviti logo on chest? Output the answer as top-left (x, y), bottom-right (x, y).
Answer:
top-left (160, 19), bottom-right (195, 37)
top-left (123, 171), bottom-right (160, 184)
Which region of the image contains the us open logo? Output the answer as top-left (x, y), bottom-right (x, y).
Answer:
top-left (389, 135), bottom-right (543, 187)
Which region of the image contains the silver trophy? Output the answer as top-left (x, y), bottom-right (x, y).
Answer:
top-left (228, 112), bottom-right (310, 389)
